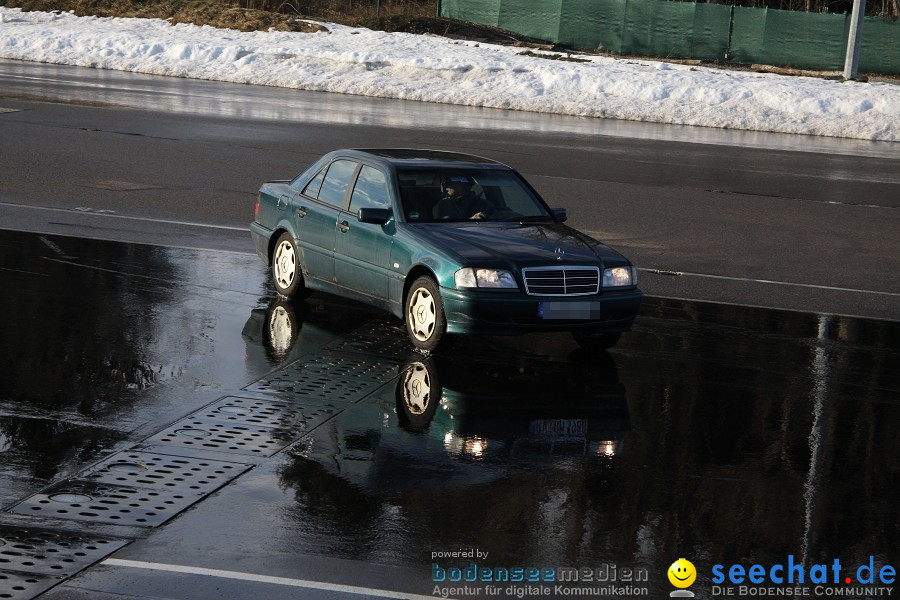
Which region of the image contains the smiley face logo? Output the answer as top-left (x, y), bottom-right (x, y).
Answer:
top-left (668, 558), bottom-right (696, 588)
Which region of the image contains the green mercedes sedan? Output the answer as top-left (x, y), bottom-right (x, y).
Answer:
top-left (250, 149), bottom-right (642, 352)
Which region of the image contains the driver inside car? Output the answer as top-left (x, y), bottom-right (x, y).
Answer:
top-left (432, 175), bottom-right (494, 221)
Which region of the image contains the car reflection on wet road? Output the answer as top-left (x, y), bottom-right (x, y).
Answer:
top-left (0, 229), bottom-right (897, 600)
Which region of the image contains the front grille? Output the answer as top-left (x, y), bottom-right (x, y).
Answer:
top-left (522, 266), bottom-right (600, 296)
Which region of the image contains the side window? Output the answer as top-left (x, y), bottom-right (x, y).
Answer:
top-left (317, 160), bottom-right (358, 207)
top-left (349, 166), bottom-right (390, 213)
top-left (301, 167), bottom-right (326, 198)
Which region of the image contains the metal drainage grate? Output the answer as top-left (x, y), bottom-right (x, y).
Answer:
top-left (193, 396), bottom-right (338, 431)
top-left (325, 324), bottom-right (412, 359)
top-left (0, 525), bottom-right (128, 577)
top-left (340, 319), bottom-right (407, 339)
top-left (145, 419), bottom-right (297, 456)
top-left (8, 480), bottom-right (208, 527)
top-left (80, 451), bottom-right (250, 492)
top-left (244, 353), bottom-right (399, 402)
top-left (0, 571), bottom-right (58, 600)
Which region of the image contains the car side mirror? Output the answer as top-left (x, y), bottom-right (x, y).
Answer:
top-left (551, 208), bottom-right (567, 222)
top-left (358, 207), bottom-right (392, 225)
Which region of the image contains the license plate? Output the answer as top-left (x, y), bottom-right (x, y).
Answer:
top-left (538, 301), bottom-right (603, 320)
top-left (530, 419), bottom-right (588, 438)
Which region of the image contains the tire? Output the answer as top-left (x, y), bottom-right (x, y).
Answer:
top-left (405, 276), bottom-right (450, 352)
top-left (271, 232), bottom-right (308, 299)
top-left (264, 299), bottom-right (299, 358)
top-left (396, 357), bottom-right (441, 432)
top-left (572, 331), bottom-right (622, 351)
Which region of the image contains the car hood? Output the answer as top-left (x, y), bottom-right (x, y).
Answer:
top-left (416, 222), bottom-right (628, 268)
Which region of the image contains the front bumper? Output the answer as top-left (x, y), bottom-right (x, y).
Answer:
top-left (441, 287), bottom-right (643, 336)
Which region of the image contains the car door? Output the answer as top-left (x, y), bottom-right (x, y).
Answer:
top-left (293, 159), bottom-right (360, 283)
top-left (333, 164), bottom-right (394, 299)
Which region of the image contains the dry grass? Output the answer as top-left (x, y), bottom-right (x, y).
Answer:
top-left (235, 0), bottom-right (436, 27)
top-left (250, 0), bottom-right (442, 33)
top-left (517, 50), bottom-right (591, 63)
top-left (0, 0), bottom-right (439, 31)
top-left (0, 0), bottom-right (547, 47)
top-left (0, 0), bottom-right (552, 43)
top-left (0, 0), bottom-right (327, 31)
top-left (0, 0), bottom-right (542, 44)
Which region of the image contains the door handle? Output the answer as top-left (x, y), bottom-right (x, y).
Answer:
top-left (296, 207), bottom-right (307, 218)
top-left (337, 221), bottom-right (350, 233)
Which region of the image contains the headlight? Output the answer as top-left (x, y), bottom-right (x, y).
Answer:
top-left (443, 432), bottom-right (489, 458)
top-left (603, 266), bottom-right (635, 287)
top-left (454, 268), bottom-right (518, 289)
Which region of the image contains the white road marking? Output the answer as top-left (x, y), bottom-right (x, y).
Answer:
top-left (102, 559), bottom-right (448, 600)
top-left (6, 202), bottom-right (897, 300)
top-left (38, 235), bottom-right (67, 256)
top-left (0, 267), bottom-right (50, 277)
top-left (1, 225), bottom-right (256, 255)
top-left (636, 267), bottom-right (900, 298)
top-left (645, 292), bottom-right (891, 322)
top-left (0, 201), bottom-right (248, 231)
top-left (42, 257), bottom-right (260, 296)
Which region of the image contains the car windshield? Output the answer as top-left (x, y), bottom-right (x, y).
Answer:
top-left (397, 168), bottom-right (552, 223)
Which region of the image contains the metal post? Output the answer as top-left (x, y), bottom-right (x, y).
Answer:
top-left (436, 0), bottom-right (442, 18)
top-left (376, 0), bottom-right (380, 17)
top-left (843, 0), bottom-right (865, 80)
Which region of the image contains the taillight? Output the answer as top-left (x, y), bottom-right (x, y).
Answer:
top-left (254, 192), bottom-right (260, 217)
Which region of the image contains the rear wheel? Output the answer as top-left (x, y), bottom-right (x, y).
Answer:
top-left (405, 276), bottom-right (450, 352)
top-left (265, 300), bottom-right (299, 357)
top-left (572, 331), bottom-right (622, 351)
top-left (271, 232), bottom-right (309, 299)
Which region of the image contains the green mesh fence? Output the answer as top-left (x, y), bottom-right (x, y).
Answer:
top-left (860, 16), bottom-right (900, 74)
top-left (442, 0), bottom-right (502, 28)
top-left (624, 1), bottom-right (732, 60)
top-left (624, 0), bottom-right (688, 57)
top-left (440, 0), bottom-right (900, 74)
top-left (690, 4), bottom-right (733, 61)
top-left (730, 7), bottom-right (849, 70)
top-left (558, 0), bottom-right (627, 53)
top-left (498, 0), bottom-right (562, 42)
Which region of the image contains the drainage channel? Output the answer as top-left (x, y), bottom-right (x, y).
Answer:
top-left (244, 352), bottom-right (403, 400)
top-left (324, 320), bottom-right (412, 359)
top-left (0, 526), bottom-right (130, 600)
top-left (0, 342), bottom-right (404, 599)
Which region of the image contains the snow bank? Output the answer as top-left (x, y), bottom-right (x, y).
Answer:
top-left (1, 7), bottom-right (897, 141)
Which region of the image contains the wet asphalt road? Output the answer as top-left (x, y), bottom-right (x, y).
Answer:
top-left (1, 59), bottom-right (899, 321)
top-left (0, 230), bottom-right (897, 599)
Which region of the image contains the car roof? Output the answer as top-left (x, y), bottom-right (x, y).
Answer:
top-left (343, 148), bottom-right (507, 169)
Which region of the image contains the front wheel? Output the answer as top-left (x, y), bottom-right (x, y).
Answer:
top-left (396, 357), bottom-right (441, 432)
top-left (271, 232), bottom-right (309, 299)
top-left (405, 276), bottom-right (451, 352)
top-left (572, 331), bottom-right (622, 351)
